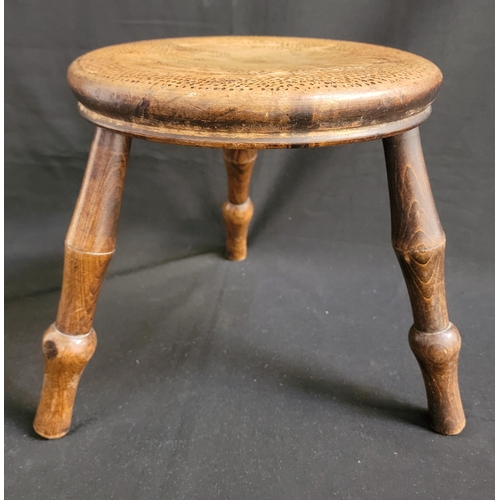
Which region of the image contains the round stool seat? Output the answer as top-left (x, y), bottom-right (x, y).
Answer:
top-left (68, 36), bottom-right (442, 148)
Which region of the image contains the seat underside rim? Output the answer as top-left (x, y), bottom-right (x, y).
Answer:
top-left (78, 103), bottom-right (432, 149)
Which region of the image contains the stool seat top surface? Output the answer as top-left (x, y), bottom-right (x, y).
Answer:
top-left (68, 36), bottom-right (442, 148)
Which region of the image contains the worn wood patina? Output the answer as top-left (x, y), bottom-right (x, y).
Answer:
top-left (34, 36), bottom-right (465, 439)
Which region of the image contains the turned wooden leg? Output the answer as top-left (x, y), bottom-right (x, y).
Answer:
top-left (33, 127), bottom-right (131, 439)
top-left (383, 128), bottom-right (465, 435)
top-left (221, 149), bottom-right (257, 261)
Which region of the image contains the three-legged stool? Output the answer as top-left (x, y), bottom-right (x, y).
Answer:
top-left (33, 36), bottom-right (465, 439)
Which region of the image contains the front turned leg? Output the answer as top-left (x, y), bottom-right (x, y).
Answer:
top-left (33, 127), bottom-right (131, 439)
top-left (383, 128), bottom-right (465, 435)
top-left (221, 149), bottom-right (257, 261)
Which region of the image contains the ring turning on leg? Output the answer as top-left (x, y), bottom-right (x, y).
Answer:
top-left (34, 325), bottom-right (97, 439)
top-left (383, 128), bottom-right (465, 435)
top-left (33, 127), bottom-right (131, 438)
top-left (222, 149), bottom-right (257, 261)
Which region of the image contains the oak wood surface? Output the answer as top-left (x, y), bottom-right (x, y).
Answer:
top-left (56, 128), bottom-right (131, 334)
top-left (34, 127), bottom-right (130, 439)
top-left (68, 37), bottom-right (442, 148)
top-left (409, 324), bottom-right (465, 435)
top-left (222, 149), bottom-right (257, 260)
top-left (222, 199), bottom-right (254, 262)
top-left (383, 129), bottom-right (465, 435)
top-left (224, 149), bottom-right (257, 205)
top-left (33, 325), bottom-right (97, 439)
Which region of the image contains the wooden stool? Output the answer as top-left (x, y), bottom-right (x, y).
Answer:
top-left (33, 36), bottom-right (465, 439)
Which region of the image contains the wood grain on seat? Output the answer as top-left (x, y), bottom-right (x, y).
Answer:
top-left (68, 36), bottom-right (442, 148)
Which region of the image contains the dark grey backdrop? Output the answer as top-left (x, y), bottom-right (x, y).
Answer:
top-left (5, 1), bottom-right (494, 499)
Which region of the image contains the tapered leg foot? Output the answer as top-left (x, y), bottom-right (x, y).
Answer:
top-left (34, 127), bottom-right (131, 438)
top-left (222, 198), bottom-right (254, 261)
top-left (383, 128), bottom-right (465, 435)
top-left (222, 149), bottom-right (257, 261)
top-left (409, 323), bottom-right (465, 435)
top-left (33, 325), bottom-right (97, 439)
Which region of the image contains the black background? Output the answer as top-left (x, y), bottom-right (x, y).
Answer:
top-left (5, 1), bottom-right (494, 499)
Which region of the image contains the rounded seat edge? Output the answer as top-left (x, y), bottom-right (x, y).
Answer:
top-left (78, 103), bottom-right (433, 149)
